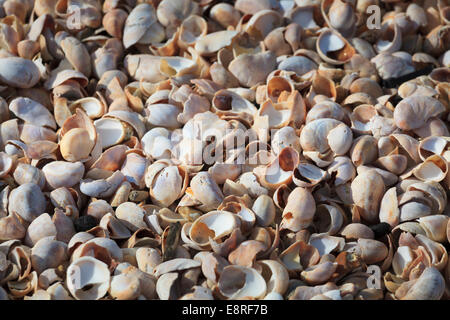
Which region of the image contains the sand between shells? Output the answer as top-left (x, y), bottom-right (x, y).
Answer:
top-left (0, 0), bottom-right (449, 300)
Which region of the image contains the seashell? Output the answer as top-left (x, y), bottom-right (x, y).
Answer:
top-left (24, 213), bottom-right (57, 247)
top-left (375, 23), bottom-right (402, 54)
top-left (190, 172), bottom-right (224, 211)
top-left (102, 9), bottom-right (127, 39)
top-left (293, 162), bottom-right (328, 188)
top-left (31, 237), bottom-right (67, 274)
top-left (109, 273), bottom-right (141, 300)
top-left (123, 4), bottom-right (164, 49)
top-left (379, 187), bottom-right (400, 227)
top-left (255, 147), bottom-right (299, 190)
top-left (300, 261), bottom-right (338, 285)
top-left (80, 170), bottom-right (125, 199)
top-left (371, 52), bottom-right (415, 80)
top-left (418, 215), bottom-right (449, 243)
top-left (314, 203), bottom-right (345, 235)
top-left (218, 265), bottom-right (267, 300)
top-left (66, 256), bottom-right (110, 300)
top-left (153, 258), bottom-right (200, 277)
top-left (157, 0), bottom-right (200, 31)
top-left (229, 51), bottom-right (277, 88)
top-left (396, 267), bottom-right (445, 300)
top-left (146, 104), bottom-right (182, 129)
top-left (141, 128), bottom-right (176, 160)
top-left (394, 96), bottom-right (446, 131)
top-left (0, 57), bottom-right (40, 88)
top-left (243, 9), bottom-right (282, 40)
top-left (210, 3), bottom-right (241, 28)
top-left (251, 195), bottom-right (276, 227)
top-left (135, 247), bottom-right (161, 274)
top-left (99, 213), bottom-right (130, 240)
top-left (317, 28), bottom-right (355, 65)
top-left (413, 155), bottom-right (448, 183)
top-left (8, 245), bottom-right (32, 281)
top-left (350, 135), bottom-right (378, 167)
top-left (279, 56), bottom-right (318, 77)
top-left (7, 271), bottom-right (38, 298)
top-left (178, 15), bottom-right (207, 50)
top-left (115, 202), bottom-right (148, 233)
top-left (258, 260), bottom-right (289, 296)
top-left (271, 126), bottom-right (301, 155)
top-left (306, 100), bottom-right (347, 124)
top-left (281, 187), bottom-right (316, 232)
top-left (353, 238), bottom-right (388, 265)
top-left (180, 286), bottom-right (214, 300)
top-left (52, 209), bottom-right (76, 244)
top-left (228, 240), bottom-right (266, 267)
top-left (327, 156), bottom-right (355, 186)
top-left (321, 0), bottom-right (356, 38)
top-left (351, 170), bottom-right (385, 224)
top-left (72, 237), bottom-right (123, 263)
top-left (120, 152), bottom-right (148, 189)
top-left (9, 97), bottom-right (56, 130)
top-left (300, 118), bottom-right (353, 160)
top-left (341, 223), bottom-right (374, 241)
top-left (155, 272), bottom-right (179, 300)
top-left (415, 234), bottom-right (448, 271)
top-left (188, 210), bottom-right (240, 248)
top-left (42, 161), bottom-right (85, 189)
top-left (309, 234), bottom-right (345, 257)
top-left (8, 183), bottom-right (46, 223)
top-left (288, 5), bottom-right (321, 30)
top-left (0, 214), bottom-right (25, 241)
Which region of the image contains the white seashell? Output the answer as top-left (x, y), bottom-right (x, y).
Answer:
top-left (9, 97), bottom-right (56, 129)
top-left (42, 161), bottom-right (85, 189)
top-left (66, 257), bottom-right (110, 300)
top-left (218, 265), bottom-right (267, 300)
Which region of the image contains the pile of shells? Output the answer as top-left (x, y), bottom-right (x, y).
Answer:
top-left (0, 0), bottom-right (449, 300)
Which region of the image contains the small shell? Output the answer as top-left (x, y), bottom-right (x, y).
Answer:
top-left (394, 96), bottom-right (446, 131)
top-left (229, 51), bottom-right (277, 88)
top-left (190, 172), bottom-right (224, 211)
top-left (258, 260), bottom-right (289, 296)
top-left (355, 239), bottom-right (388, 264)
top-left (210, 3), bottom-right (241, 28)
top-left (341, 223), bottom-right (374, 240)
top-left (293, 163), bottom-right (328, 188)
top-left (8, 183), bottom-right (46, 223)
top-left (9, 97), bottom-right (56, 129)
top-left (281, 187), bottom-right (316, 232)
top-left (189, 210), bottom-right (240, 248)
top-left (418, 215), bottom-right (449, 243)
top-left (24, 213), bottom-right (57, 247)
top-left (42, 161), bottom-right (85, 189)
top-left (0, 57), bottom-right (40, 88)
top-left (0, 214), bottom-right (26, 241)
top-left (413, 155), bottom-right (448, 183)
top-left (109, 273), bottom-right (141, 300)
top-left (251, 195), bottom-right (276, 227)
top-left (218, 265), bottom-right (267, 300)
top-left (396, 267), bottom-right (445, 300)
top-left (115, 202), bottom-right (148, 232)
top-left (300, 261), bottom-right (338, 285)
top-left (351, 170), bottom-right (385, 224)
top-left (123, 4), bottom-right (163, 49)
top-left (80, 171), bottom-right (125, 199)
top-left (314, 203), bottom-right (345, 235)
top-left (31, 237), bottom-right (68, 274)
top-left (153, 258), bottom-right (200, 277)
top-left (67, 256), bottom-right (110, 300)
top-left (317, 28), bottom-right (355, 65)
